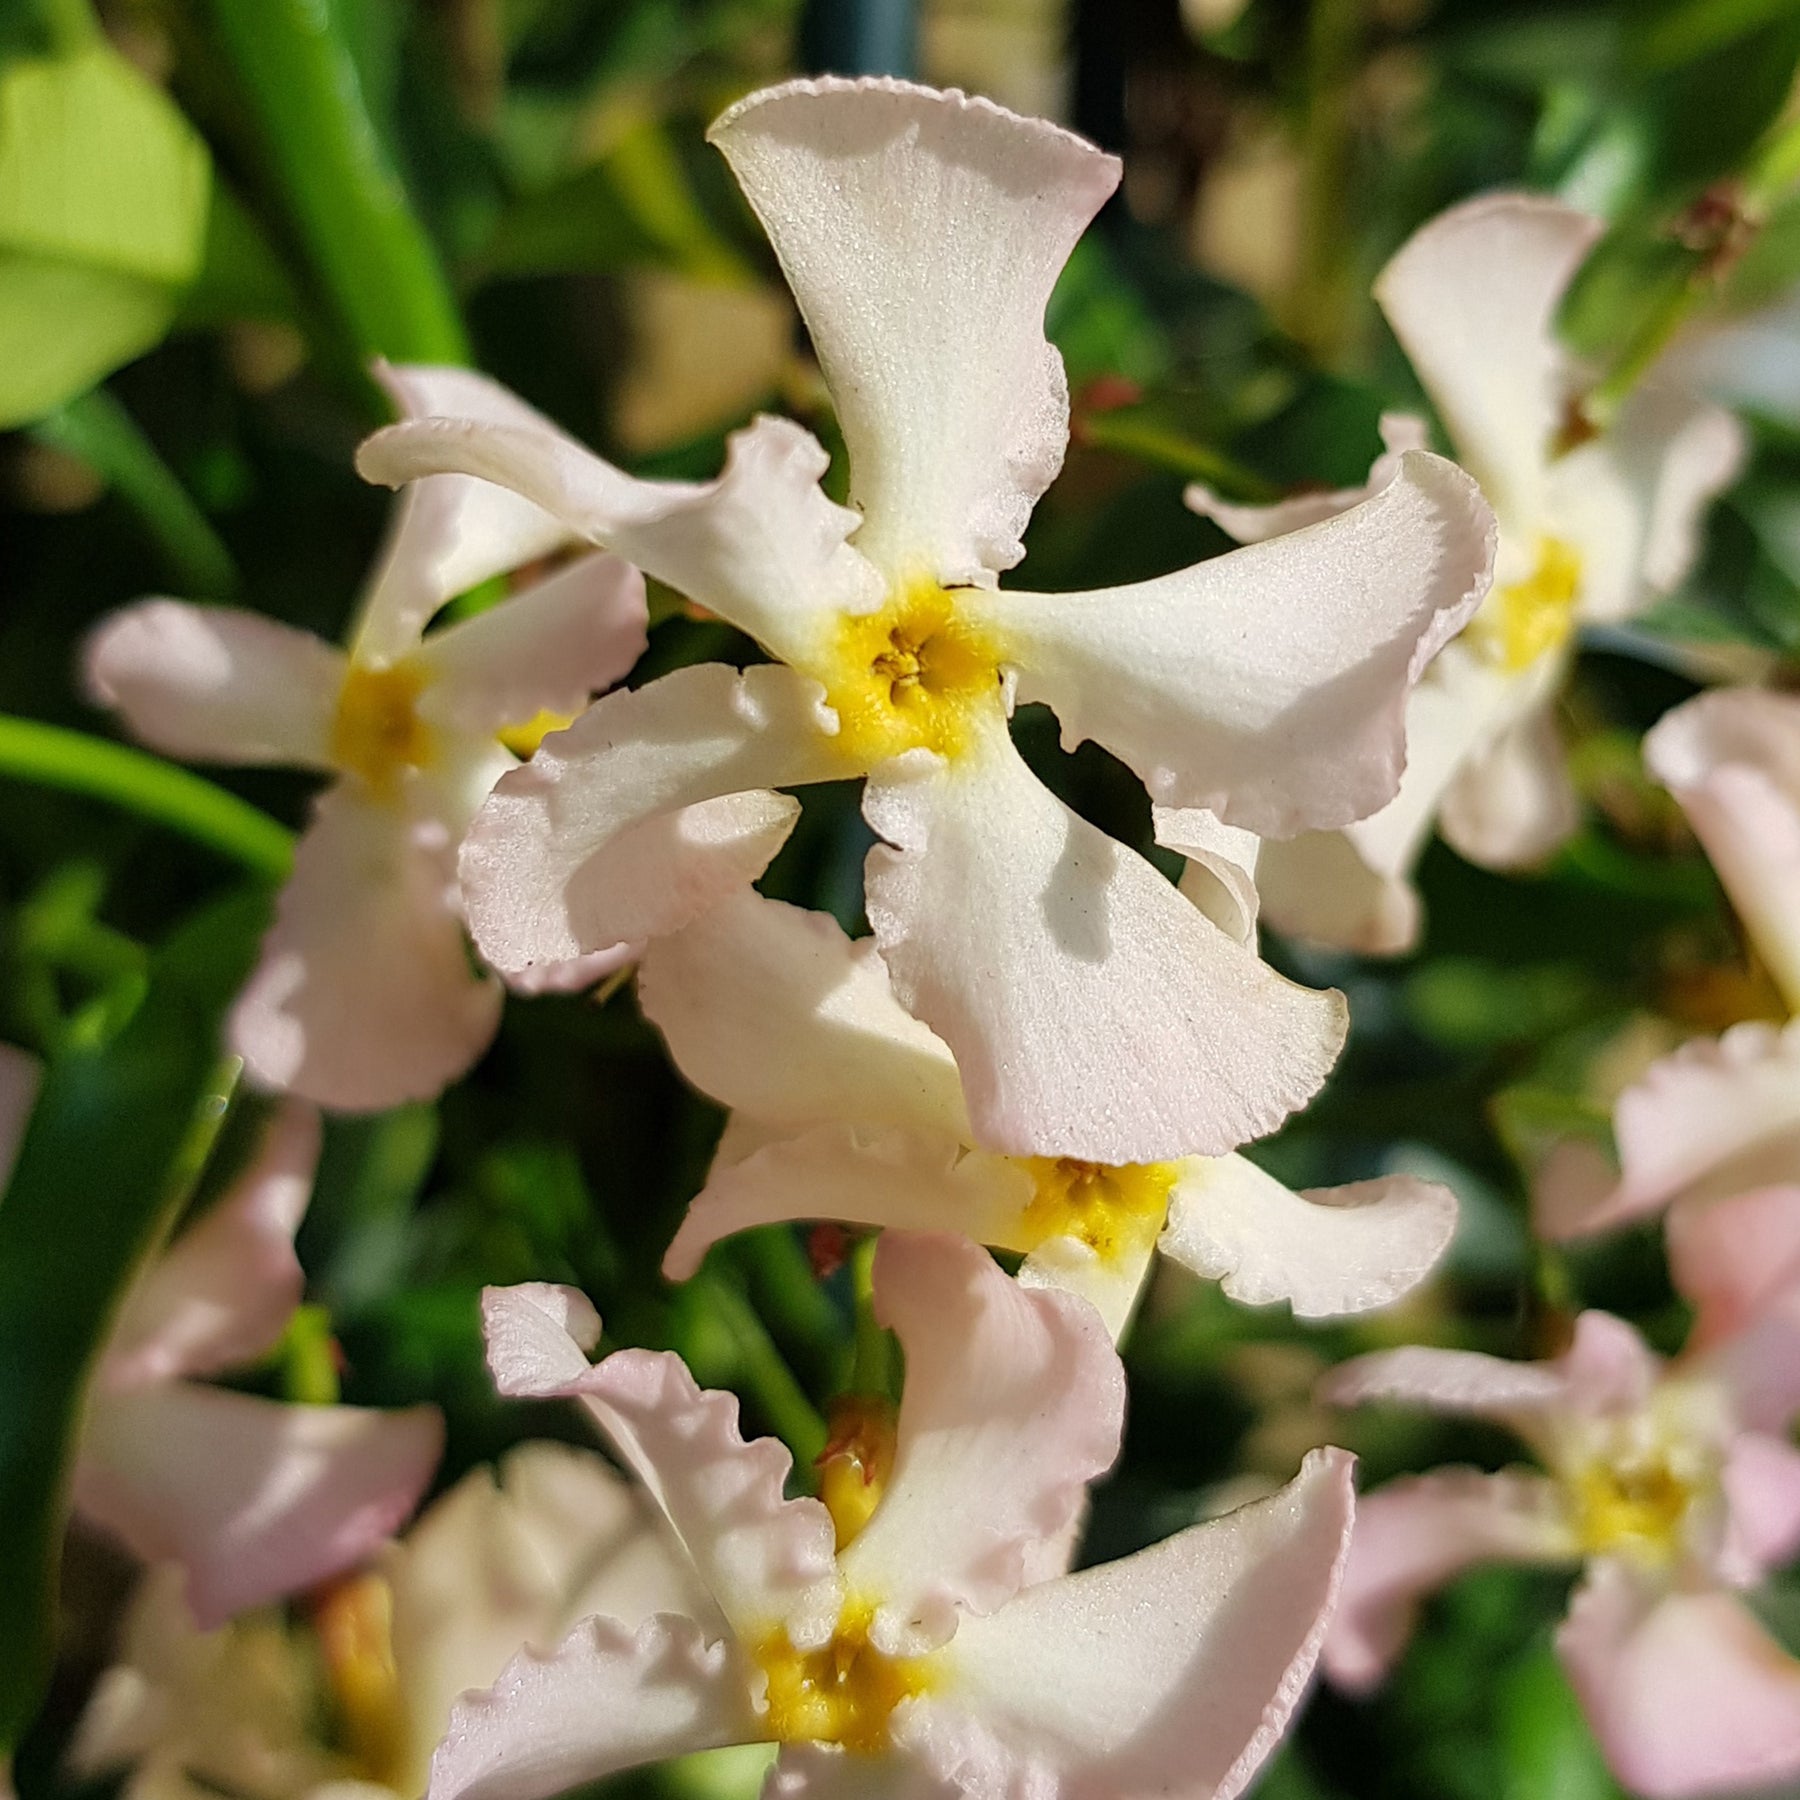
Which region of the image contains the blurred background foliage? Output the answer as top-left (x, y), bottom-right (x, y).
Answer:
top-left (4, 0), bottom-right (1800, 1794)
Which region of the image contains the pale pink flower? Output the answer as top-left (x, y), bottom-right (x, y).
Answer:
top-left (1321, 1204), bottom-right (1800, 1798)
top-left (440, 1235), bottom-right (1356, 1800)
top-left (70, 1441), bottom-right (712, 1800)
top-left (85, 366), bottom-right (649, 1111)
top-left (356, 76), bottom-right (1496, 1164)
top-left (1189, 193), bottom-right (1744, 954)
top-left (1535, 686), bottom-right (1800, 1240)
top-left (642, 889), bottom-right (1458, 1338)
top-left (71, 1097), bottom-right (443, 1626)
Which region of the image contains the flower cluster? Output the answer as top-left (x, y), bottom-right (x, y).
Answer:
top-left (55, 66), bottom-right (1796, 1800)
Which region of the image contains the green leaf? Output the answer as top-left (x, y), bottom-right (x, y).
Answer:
top-left (1499, 1644), bottom-right (1626, 1800)
top-left (0, 889), bottom-right (267, 1750)
top-left (0, 45), bottom-right (211, 426)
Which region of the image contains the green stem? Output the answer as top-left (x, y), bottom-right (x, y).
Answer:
top-left (1296, 0), bottom-right (1362, 358)
top-left (1077, 412), bottom-right (1282, 500)
top-left (202, 0), bottom-right (469, 372)
top-left (732, 1227), bottom-right (847, 1392)
top-left (0, 716), bottom-right (293, 881)
top-left (847, 1236), bottom-right (899, 1400)
top-left (32, 390), bottom-right (237, 597)
top-left (38, 0), bottom-right (100, 53)
top-left (697, 1272), bottom-right (827, 1471)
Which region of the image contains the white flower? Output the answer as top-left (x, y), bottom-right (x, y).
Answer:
top-left (433, 1238), bottom-right (1357, 1800)
top-left (1190, 193), bottom-right (1745, 954)
top-left (356, 77), bottom-right (1495, 1164)
top-left (641, 889), bottom-right (1458, 1338)
top-left (85, 366), bottom-right (649, 1110)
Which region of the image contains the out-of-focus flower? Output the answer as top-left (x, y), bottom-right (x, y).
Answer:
top-left (641, 889), bottom-right (1458, 1338)
top-left (357, 77), bottom-right (1496, 1164)
top-left (1536, 686), bottom-right (1800, 1240)
top-left (1661, 284), bottom-right (1800, 430)
top-left (73, 1099), bottom-right (442, 1627)
top-left (71, 1441), bottom-right (708, 1800)
top-left (1190, 194), bottom-right (1745, 954)
top-left (86, 366), bottom-right (649, 1111)
top-left (1321, 1204), bottom-right (1800, 1798)
top-left (439, 1236), bottom-right (1356, 1800)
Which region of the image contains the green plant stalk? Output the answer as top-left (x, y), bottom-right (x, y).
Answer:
top-left (847, 1234), bottom-right (899, 1400)
top-left (32, 390), bottom-right (238, 597)
top-left (202, 0), bottom-right (469, 371)
top-left (1077, 412), bottom-right (1283, 500)
top-left (698, 1271), bottom-right (828, 1470)
top-left (1296, 0), bottom-right (1363, 359)
top-left (733, 1226), bottom-right (848, 1391)
top-left (0, 716), bottom-right (293, 881)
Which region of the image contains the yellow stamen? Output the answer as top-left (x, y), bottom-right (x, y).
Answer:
top-left (1468, 537), bottom-right (1583, 672)
top-left (497, 707), bottom-right (577, 759)
top-left (1013, 1157), bottom-right (1178, 1262)
top-left (755, 1603), bottom-right (935, 1755)
top-left (313, 1572), bottom-right (410, 1788)
top-left (331, 661), bottom-right (433, 794)
top-left (811, 580), bottom-right (1004, 765)
top-left (816, 1395), bottom-right (898, 1551)
top-left (1572, 1457), bottom-right (1693, 1564)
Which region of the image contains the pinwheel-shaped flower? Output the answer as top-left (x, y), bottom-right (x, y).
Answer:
top-left (86, 367), bottom-right (648, 1111)
top-left (441, 1234), bottom-right (1355, 1800)
top-left (356, 77), bottom-right (1495, 1163)
top-left (1321, 1197), bottom-right (1800, 1799)
top-left (641, 889), bottom-right (1458, 1337)
top-left (1536, 686), bottom-right (1800, 1241)
top-left (61, 1090), bottom-right (443, 1626)
top-left (1190, 194), bottom-right (1744, 954)
top-left (72, 1442), bottom-right (712, 1800)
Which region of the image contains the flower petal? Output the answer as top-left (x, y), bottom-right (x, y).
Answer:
top-left (968, 449), bottom-right (1495, 834)
top-left (84, 600), bottom-right (344, 768)
top-left (862, 726), bottom-right (1347, 1162)
top-left (764, 1744), bottom-right (953, 1800)
top-left (1559, 1566), bottom-right (1800, 1800)
top-left (1647, 688), bottom-right (1800, 1013)
top-left (231, 788), bottom-right (502, 1111)
top-left (1322, 1470), bottom-right (1572, 1691)
top-left (709, 77), bottom-right (1119, 586)
top-left (74, 1383), bottom-right (442, 1628)
top-left (1438, 700), bottom-right (1579, 868)
top-left (663, 1125), bottom-right (1031, 1282)
top-left (1159, 1155), bottom-right (1459, 1318)
top-left (460, 663), bottom-right (840, 975)
top-left (418, 553), bottom-right (647, 737)
top-left (1666, 1183), bottom-right (1800, 1355)
top-left (358, 407), bottom-right (878, 667)
top-left (902, 1447), bottom-right (1355, 1800)
top-left (839, 1233), bottom-right (1123, 1656)
top-left (1719, 1431), bottom-right (1800, 1584)
top-left (1254, 829), bottom-right (1421, 956)
top-left (428, 1614), bottom-right (758, 1800)
top-left (1151, 806), bottom-right (1261, 945)
top-left (1373, 193), bottom-right (1600, 532)
top-left (480, 1283), bottom-right (840, 1643)
top-left (638, 890), bottom-right (971, 1141)
top-left (101, 1100), bottom-right (318, 1390)
top-left (1016, 1237), bottom-right (1160, 1347)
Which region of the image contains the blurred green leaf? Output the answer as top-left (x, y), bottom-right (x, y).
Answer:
top-left (1499, 1644), bottom-right (1625, 1800)
top-left (0, 45), bottom-right (210, 426)
top-left (0, 889), bottom-right (265, 1750)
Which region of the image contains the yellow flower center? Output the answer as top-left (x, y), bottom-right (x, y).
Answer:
top-left (755, 1603), bottom-right (935, 1755)
top-left (331, 661), bottom-right (434, 794)
top-left (816, 1394), bottom-right (898, 1551)
top-left (1013, 1157), bottom-right (1178, 1262)
top-left (1468, 536), bottom-right (1583, 672)
top-left (812, 581), bottom-right (1004, 766)
top-left (1571, 1456), bottom-right (1694, 1564)
top-left (313, 1572), bottom-right (410, 1789)
top-left (497, 707), bottom-right (577, 759)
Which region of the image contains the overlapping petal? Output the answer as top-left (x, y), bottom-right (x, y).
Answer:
top-left (708, 77), bottom-right (1118, 587)
top-left (231, 787), bottom-right (503, 1112)
top-left (969, 451), bottom-right (1495, 834)
top-left (100, 1100), bottom-right (317, 1391)
top-left (1559, 1564), bottom-right (1800, 1800)
top-left (1437, 698), bottom-right (1578, 868)
top-left (637, 890), bottom-right (971, 1141)
top-left (838, 1233), bottom-right (1124, 1655)
top-left (1160, 1157), bottom-right (1458, 1318)
top-left (1719, 1432), bottom-right (1800, 1582)
top-left (1647, 687), bottom-right (1800, 1011)
top-left (75, 1383), bottom-right (442, 1628)
top-left (461, 663), bottom-right (841, 975)
top-left (480, 1283), bottom-right (840, 1643)
top-left (905, 1449), bottom-right (1355, 1800)
top-left (1322, 1470), bottom-right (1572, 1691)
top-left (1151, 807), bottom-right (1261, 945)
top-left (84, 600), bottom-right (345, 768)
top-left (863, 723), bottom-right (1347, 1161)
top-left (427, 1614), bottom-right (758, 1800)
